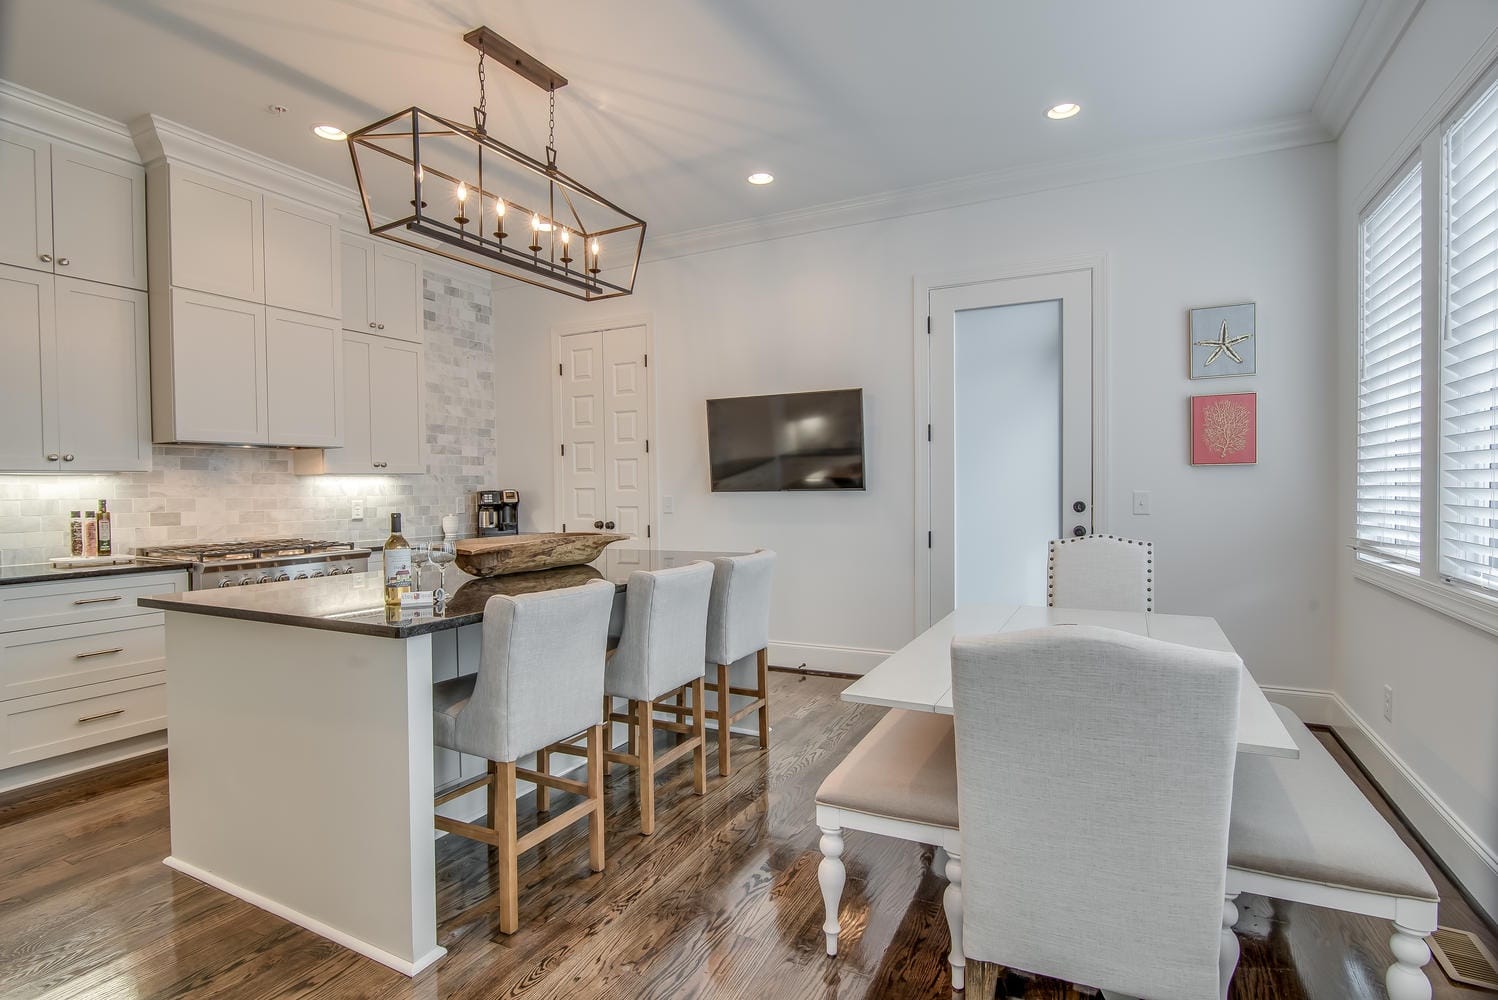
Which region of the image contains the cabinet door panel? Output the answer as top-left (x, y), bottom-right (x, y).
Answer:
top-left (340, 236), bottom-right (374, 333)
top-left (373, 247), bottom-right (422, 343)
top-left (0, 125), bottom-right (52, 274)
top-left (369, 339), bottom-right (424, 473)
top-left (51, 146), bottom-right (147, 290)
top-left (168, 169), bottom-right (263, 301)
top-left (265, 307), bottom-right (342, 447)
top-left (167, 288), bottom-right (267, 444)
top-left (54, 278), bottom-right (150, 470)
top-left (321, 333), bottom-right (373, 473)
top-left (264, 197), bottom-right (340, 318)
top-left (0, 265), bottom-right (56, 471)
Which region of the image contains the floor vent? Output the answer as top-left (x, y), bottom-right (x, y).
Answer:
top-left (1430, 926), bottom-right (1498, 991)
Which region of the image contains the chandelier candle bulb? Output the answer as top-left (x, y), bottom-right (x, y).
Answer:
top-left (494, 198), bottom-right (506, 240)
top-left (559, 228), bottom-right (572, 266)
top-left (589, 237), bottom-right (600, 275)
top-left (453, 182), bottom-right (469, 226)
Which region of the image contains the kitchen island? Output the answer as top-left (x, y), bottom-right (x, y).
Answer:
top-left (138, 549), bottom-right (732, 976)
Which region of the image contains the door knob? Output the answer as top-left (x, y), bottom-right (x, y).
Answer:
top-left (605, 520), bottom-right (616, 530)
top-left (1072, 525), bottom-right (1087, 537)
top-left (1072, 500), bottom-right (1087, 513)
top-left (593, 520), bottom-right (604, 529)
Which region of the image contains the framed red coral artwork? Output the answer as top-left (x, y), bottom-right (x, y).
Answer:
top-left (1191, 392), bottom-right (1257, 466)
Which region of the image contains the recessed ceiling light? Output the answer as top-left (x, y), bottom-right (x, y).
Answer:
top-left (312, 124), bottom-right (348, 141)
top-left (1046, 103), bottom-right (1081, 120)
top-left (747, 172), bottom-right (774, 185)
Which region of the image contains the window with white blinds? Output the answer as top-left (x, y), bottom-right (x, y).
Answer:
top-left (1443, 79), bottom-right (1498, 594)
top-left (1357, 166), bottom-right (1423, 571)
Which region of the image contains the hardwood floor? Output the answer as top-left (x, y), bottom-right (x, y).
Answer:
top-left (0, 670), bottom-right (1493, 999)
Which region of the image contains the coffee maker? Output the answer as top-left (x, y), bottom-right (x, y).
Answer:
top-left (477, 490), bottom-right (519, 536)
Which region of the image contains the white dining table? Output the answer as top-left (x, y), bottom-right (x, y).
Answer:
top-left (842, 604), bottom-right (1299, 758)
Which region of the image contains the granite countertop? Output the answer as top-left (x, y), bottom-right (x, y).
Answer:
top-left (136, 549), bottom-right (740, 639)
top-left (0, 558), bottom-right (194, 586)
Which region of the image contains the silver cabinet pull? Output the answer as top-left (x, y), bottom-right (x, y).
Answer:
top-left (75, 647), bottom-right (124, 659)
top-left (369, 322), bottom-right (377, 329)
top-left (62, 454), bottom-right (75, 462)
top-left (377, 323), bottom-right (385, 330)
top-left (72, 595), bottom-right (123, 605)
top-left (39, 253), bottom-right (53, 263)
top-left (46, 453), bottom-right (60, 462)
top-left (77, 708), bottom-right (125, 724)
top-left (58, 257), bottom-right (70, 266)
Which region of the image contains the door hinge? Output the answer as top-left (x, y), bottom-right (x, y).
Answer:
top-left (927, 423), bottom-right (931, 442)
top-left (643, 353), bottom-right (649, 368)
top-left (561, 522), bottom-right (566, 532)
top-left (926, 315), bottom-right (931, 335)
top-left (645, 439), bottom-right (650, 453)
top-left (928, 530), bottom-right (933, 548)
top-left (647, 524), bottom-right (652, 539)
top-left (558, 363), bottom-right (563, 376)
top-left (560, 443), bottom-right (565, 457)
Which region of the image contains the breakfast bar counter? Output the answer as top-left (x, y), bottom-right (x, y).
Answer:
top-left (142, 549), bottom-right (734, 977)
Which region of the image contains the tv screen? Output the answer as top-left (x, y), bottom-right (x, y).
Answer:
top-left (706, 389), bottom-right (866, 492)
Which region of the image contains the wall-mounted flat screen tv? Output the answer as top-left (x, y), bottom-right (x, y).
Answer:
top-left (706, 388), bottom-right (866, 492)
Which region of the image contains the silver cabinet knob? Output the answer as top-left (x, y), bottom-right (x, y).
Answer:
top-left (57, 257), bottom-right (70, 266)
top-left (369, 322), bottom-right (377, 329)
top-left (62, 454), bottom-right (75, 462)
top-left (46, 453), bottom-right (60, 461)
top-left (39, 253), bottom-right (53, 263)
top-left (377, 323), bottom-right (385, 330)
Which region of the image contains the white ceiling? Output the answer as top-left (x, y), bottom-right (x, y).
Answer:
top-left (0, 0), bottom-right (1367, 237)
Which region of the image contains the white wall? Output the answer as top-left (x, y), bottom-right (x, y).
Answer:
top-left (1333, 0), bottom-right (1498, 920)
top-left (494, 142), bottom-right (1338, 684)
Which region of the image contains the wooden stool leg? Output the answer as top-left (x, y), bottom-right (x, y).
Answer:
top-left (635, 698), bottom-right (656, 834)
top-left (756, 647), bottom-right (770, 749)
top-left (535, 747), bottom-right (551, 812)
top-left (587, 724), bottom-right (605, 872)
top-left (691, 677), bottom-right (707, 794)
top-left (716, 662), bottom-right (732, 777)
top-left (486, 759), bottom-right (499, 830)
top-left (965, 959), bottom-right (1002, 1000)
top-left (494, 760), bottom-right (519, 934)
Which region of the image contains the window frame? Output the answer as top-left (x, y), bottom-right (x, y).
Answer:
top-left (1352, 63), bottom-right (1498, 637)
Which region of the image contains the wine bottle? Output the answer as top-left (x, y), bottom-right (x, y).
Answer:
top-left (383, 513), bottom-right (413, 608)
top-left (97, 500), bottom-right (112, 556)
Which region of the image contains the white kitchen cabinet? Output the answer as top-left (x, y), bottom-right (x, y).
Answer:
top-left (155, 287), bottom-right (268, 445)
top-left (294, 330), bottom-right (424, 475)
top-left (0, 123), bottom-right (146, 291)
top-left (265, 307), bottom-right (342, 447)
top-left (341, 233), bottom-right (423, 343)
top-left (0, 265), bottom-right (150, 472)
top-left (156, 166), bottom-right (264, 302)
top-left (264, 196), bottom-right (340, 318)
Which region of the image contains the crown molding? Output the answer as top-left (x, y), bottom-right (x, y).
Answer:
top-left (643, 113), bottom-right (1331, 264)
top-left (1312, 0), bottom-right (1423, 137)
top-left (0, 78), bottom-right (138, 161)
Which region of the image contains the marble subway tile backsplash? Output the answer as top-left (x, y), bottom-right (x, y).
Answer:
top-left (0, 270), bottom-right (496, 567)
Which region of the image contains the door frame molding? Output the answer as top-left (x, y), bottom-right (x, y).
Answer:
top-left (911, 254), bottom-right (1110, 631)
top-left (549, 314), bottom-right (658, 550)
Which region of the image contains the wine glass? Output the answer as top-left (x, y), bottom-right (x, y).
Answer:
top-left (430, 540), bottom-right (457, 596)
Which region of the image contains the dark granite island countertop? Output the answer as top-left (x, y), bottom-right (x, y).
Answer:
top-left (137, 549), bottom-right (743, 638)
top-left (0, 557), bottom-right (194, 586)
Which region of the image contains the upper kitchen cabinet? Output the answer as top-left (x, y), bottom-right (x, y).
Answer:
top-left (264, 196), bottom-right (340, 318)
top-left (151, 166), bottom-right (264, 302)
top-left (0, 263), bottom-right (150, 472)
top-left (293, 330), bottom-right (424, 476)
top-left (342, 233), bottom-right (423, 343)
top-left (265, 307), bottom-right (342, 447)
top-left (0, 122), bottom-right (146, 291)
top-left (152, 287), bottom-right (268, 445)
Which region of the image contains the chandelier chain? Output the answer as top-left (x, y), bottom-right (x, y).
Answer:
top-left (548, 86), bottom-right (556, 150)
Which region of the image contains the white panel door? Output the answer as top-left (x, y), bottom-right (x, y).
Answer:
top-left (265, 307), bottom-right (342, 447)
top-left (603, 326), bottom-right (652, 550)
top-left (54, 277), bottom-right (150, 470)
top-left (0, 264), bottom-right (56, 471)
top-left (50, 144), bottom-right (147, 290)
top-left (927, 270), bottom-right (1093, 622)
top-left (559, 330), bottom-right (606, 531)
top-left (168, 288), bottom-right (267, 444)
top-left (373, 247), bottom-right (422, 343)
top-left (368, 338), bottom-right (424, 473)
top-left (263, 196), bottom-right (340, 318)
top-left (168, 168), bottom-right (264, 301)
top-left (340, 235), bottom-right (374, 334)
top-left (0, 125), bottom-right (52, 275)
top-left (323, 332), bottom-right (373, 473)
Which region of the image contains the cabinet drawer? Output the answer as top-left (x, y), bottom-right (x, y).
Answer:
top-left (0, 672), bottom-right (165, 768)
top-left (0, 618), bottom-right (164, 701)
top-left (0, 571), bottom-right (186, 633)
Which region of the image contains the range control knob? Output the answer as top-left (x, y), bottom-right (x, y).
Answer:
top-left (311, 571), bottom-right (325, 578)
top-left (274, 573), bottom-right (291, 583)
top-left (293, 573), bottom-right (308, 581)
top-left (217, 578), bottom-right (236, 588)
top-left (238, 577), bottom-right (255, 586)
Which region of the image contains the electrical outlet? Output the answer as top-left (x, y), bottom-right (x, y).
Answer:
top-left (351, 500), bottom-right (365, 521)
top-left (1383, 684), bottom-right (1394, 723)
top-left (663, 495), bottom-right (675, 514)
top-left (1132, 490), bottom-right (1152, 515)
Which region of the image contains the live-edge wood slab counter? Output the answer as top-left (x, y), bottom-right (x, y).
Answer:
top-left (137, 550), bottom-right (737, 977)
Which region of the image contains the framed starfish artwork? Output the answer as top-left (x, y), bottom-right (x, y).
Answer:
top-left (1189, 303), bottom-right (1256, 379)
top-left (1191, 392), bottom-right (1257, 466)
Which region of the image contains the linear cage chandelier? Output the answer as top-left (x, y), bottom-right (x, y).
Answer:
top-left (347, 27), bottom-right (645, 301)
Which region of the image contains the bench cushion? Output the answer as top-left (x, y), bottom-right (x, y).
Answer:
top-left (817, 709), bottom-right (958, 828)
top-left (1229, 704), bottom-right (1437, 902)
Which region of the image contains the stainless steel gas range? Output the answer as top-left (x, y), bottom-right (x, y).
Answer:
top-left (134, 538), bottom-right (372, 590)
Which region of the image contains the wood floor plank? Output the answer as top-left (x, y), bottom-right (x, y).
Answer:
top-left (0, 674), bottom-right (1490, 1000)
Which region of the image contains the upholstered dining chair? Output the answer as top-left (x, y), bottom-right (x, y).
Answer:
top-left (547, 561), bottom-right (713, 836)
top-left (702, 549), bottom-right (776, 777)
top-left (952, 626), bottom-right (1241, 1000)
top-left (1047, 534), bottom-right (1154, 612)
top-left (430, 579), bottom-right (615, 934)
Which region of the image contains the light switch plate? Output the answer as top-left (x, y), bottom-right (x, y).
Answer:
top-left (663, 495), bottom-right (675, 514)
top-left (351, 500), bottom-right (365, 521)
top-left (1132, 491), bottom-right (1152, 515)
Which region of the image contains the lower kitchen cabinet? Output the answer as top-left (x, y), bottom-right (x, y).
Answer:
top-left (293, 330), bottom-right (424, 475)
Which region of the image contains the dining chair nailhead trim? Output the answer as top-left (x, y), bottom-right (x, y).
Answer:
top-left (1046, 534), bottom-right (1154, 612)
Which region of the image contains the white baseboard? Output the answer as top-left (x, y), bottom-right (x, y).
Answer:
top-left (0, 730), bottom-right (166, 794)
top-left (1260, 684), bottom-right (1498, 927)
top-left (162, 855), bottom-right (446, 977)
top-left (769, 640), bottom-right (891, 676)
